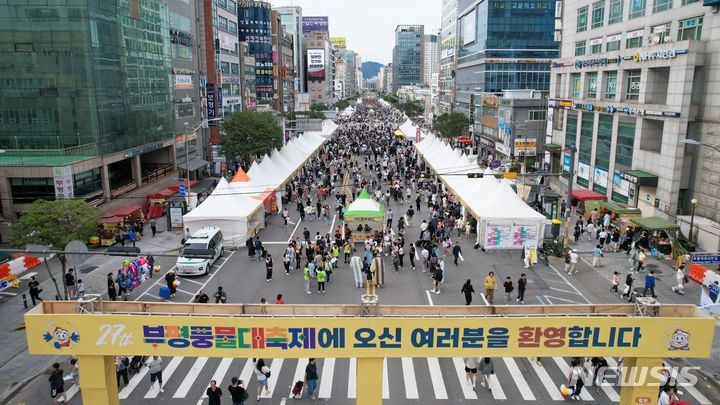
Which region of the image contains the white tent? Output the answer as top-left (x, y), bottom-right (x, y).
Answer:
top-left (397, 118), bottom-right (427, 142)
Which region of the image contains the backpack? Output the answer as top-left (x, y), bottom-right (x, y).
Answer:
top-left (564, 253), bottom-right (571, 264)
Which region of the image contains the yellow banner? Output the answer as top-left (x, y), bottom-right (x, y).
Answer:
top-left (25, 314), bottom-right (713, 358)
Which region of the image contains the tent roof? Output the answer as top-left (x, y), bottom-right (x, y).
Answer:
top-left (572, 189), bottom-right (608, 201)
top-left (231, 168), bottom-right (250, 183)
top-left (631, 216), bottom-right (680, 231)
top-left (345, 190), bottom-right (385, 217)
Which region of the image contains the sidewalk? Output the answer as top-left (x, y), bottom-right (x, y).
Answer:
top-left (0, 212), bottom-right (186, 404)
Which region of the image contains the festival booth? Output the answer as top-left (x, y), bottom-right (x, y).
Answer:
top-left (415, 134), bottom-right (546, 250)
top-left (571, 189), bottom-right (607, 216)
top-left (597, 200), bottom-right (642, 231)
top-left (630, 216), bottom-right (684, 259)
top-left (345, 190), bottom-right (385, 241)
top-left (397, 118), bottom-right (427, 143)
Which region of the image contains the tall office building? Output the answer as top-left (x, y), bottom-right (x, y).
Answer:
top-left (424, 34), bottom-right (440, 86)
top-left (304, 31), bottom-right (334, 104)
top-left (0, 0), bottom-right (179, 239)
top-left (275, 6), bottom-right (305, 93)
top-left (547, 0), bottom-right (720, 223)
top-left (332, 38), bottom-right (348, 100)
top-left (439, 0), bottom-right (458, 113)
top-left (392, 25), bottom-right (425, 91)
top-left (455, 0), bottom-right (559, 116)
top-left (239, 1), bottom-right (274, 108)
top-left (345, 51), bottom-right (358, 97)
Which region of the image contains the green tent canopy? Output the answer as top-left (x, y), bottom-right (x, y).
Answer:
top-left (345, 189), bottom-right (385, 221)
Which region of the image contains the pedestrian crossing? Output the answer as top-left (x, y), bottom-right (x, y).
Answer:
top-left (104, 356), bottom-right (714, 404)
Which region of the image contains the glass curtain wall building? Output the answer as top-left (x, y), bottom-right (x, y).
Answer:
top-left (238, 1), bottom-right (273, 107)
top-left (392, 25), bottom-right (424, 91)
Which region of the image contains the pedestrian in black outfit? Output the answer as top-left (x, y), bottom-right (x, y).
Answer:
top-left (461, 279), bottom-right (475, 305)
top-left (409, 245), bottom-right (416, 270)
top-left (49, 362), bottom-right (67, 404)
top-left (107, 273), bottom-right (117, 301)
top-left (265, 254), bottom-right (273, 282)
top-left (150, 218), bottom-right (157, 237)
top-left (246, 237), bottom-right (255, 261)
top-left (452, 241), bottom-right (462, 266)
top-left (28, 276), bottom-right (42, 305)
top-left (147, 255), bottom-right (155, 279)
top-left (165, 270), bottom-right (177, 297)
top-left (116, 356), bottom-right (129, 389)
top-left (517, 273), bottom-right (527, 304)
top-left (206, 380), bottom-right (222, 405)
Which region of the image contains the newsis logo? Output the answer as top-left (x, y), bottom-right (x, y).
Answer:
top-left (568, 365), bottom-right (699, 387)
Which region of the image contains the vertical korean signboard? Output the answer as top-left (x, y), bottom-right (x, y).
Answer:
top-left (307, 49), bottom-right (325, 81)
top-left (52, 166), bottom-right (74, 199)
top-left (415, 127), bottom-right (421, 143)
top-left (207, 83), bottom-right (217, 126)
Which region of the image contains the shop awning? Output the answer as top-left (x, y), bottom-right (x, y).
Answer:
top-left (456, 136), bottom-right (473, 144)
top-left (622, 170), bottom-right (659, 187)
top-left (394, 129), bottom-right (405, 137)
top-left (544, 143), bottom-right (562, 151)
top-left (572, 189), bottom-right (608, 201)
top-left (631, 216), bottom-right (680, 232)
top-left (178, 158), bottom-right (210, 171)
top-left (600, 200), bottom-right (641, 215)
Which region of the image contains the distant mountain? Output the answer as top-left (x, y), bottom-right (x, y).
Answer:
top-left (361, 61), bottom-right (383, 79)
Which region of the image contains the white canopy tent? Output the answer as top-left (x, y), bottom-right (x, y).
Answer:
top-left (415, 134), bottom-right (546, 250)
top-left (397, 118), bottom-right (427, 142)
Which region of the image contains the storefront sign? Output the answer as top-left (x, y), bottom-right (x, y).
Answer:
top-left (206, 83), bottom-right (216, 124)
top-left (479, 137), bottom-right (495, 148)
top-left (606, 34), bottom-right (622, 43)
top-left (612, 171), bottom-right (631, 203)
top-left (626, 29), bottom-right (644, 39)
top-left (172, 68), bottom-right (196, 75)
top-left (330, 37), bottom-right (346, 48)
top-left (495, 142), bottom-right (510, 156)
top-left (563, 154), bottom-right (572, 174)
top-left (482, 97), bottom-right (498, 108)
top-left (169, 206), bottom-right (184, 228)
top-left (571, 103), bottom-right (681, 118)
top-left (514, 139), bottom-right (537, 157)
top-left (52, 166), bottom-right (74, 199)
top-left (302, 16), bottom-right (329, 33)
top-left (125, 143), bottom-right (164, 158)
top-left (548, 98), bottom-right (573, 110)
top-left (223, 96), bottom-right (242, 106)
top-left (174, 74), bottom-right (193, 89)
top-left (691, 253), bottom-right (720, 265)
top-left (594, 167), bottom-right (609, 190)
top-left (632, 49), bottom-right (687, 62)
top-left (577, 162), bottom-right (591, 180)
top-left (575, 56), bottom-right (621, 69)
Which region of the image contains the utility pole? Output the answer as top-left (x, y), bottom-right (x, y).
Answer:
top-left (563, 146), bottom-right (577, 248)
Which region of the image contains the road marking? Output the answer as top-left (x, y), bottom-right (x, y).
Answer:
top-left (548, 286), bottom-right (582, 295)
top-left (452, 357), bottom-right (478, 399)
top-left (19, 272), bottom-right (37, 280)
top-left (318, 358), bottom-right (335, 398)
top-left (544, 295), bottom-right (578, 304)
top-left (401, 358), bottom-right (419, 399)
top-left (174, 288), bottom-right (196, 296)
top-left (134, 266), bottom-right (177, 301)
top-left (288, 358), bottom-right (308, 398)
top-left (488, 366), bottom-right (507, 399)
top-left (347, 358), bottom-right (356, 398)
top-left (427, 358), bottom-right (448, 399)
top-left (198, 358), bottom-right (233, 400)
top-left (547, 263), bottom-right (591, 304)
top-left (238, 358), bottom-right (256, 388)
top-left (536, 295), bottom-right (546, 304)
top-left (186, 251), bottom-right (236, 303)
top-left (528, 357), bottom-right (565, 400)
top-left (678, 376), bottom-right (712, 404)
top-left (64, 384), bottom-right (80, 401)
top-left (425, 290), bottom-right (434, 306)
top-left (260, 358), bottom-right (284, 398)
top-left (119, 365), bottom-right (149, 399)
top-left (382, 358), bottom-right (389, 399)
top-left (173, 357), bottom-right (208, 398)
top-left (552, 357), bottom-right (594, 401)
top-left (287, 217), bottom-right (302, 242)
top-left (503, 357), bottom-right (536, 400)
top-left (328, 214), bottom-right (336, 235)
top-left (580, 255), bottom-right (613, 282)
top-left (181, 278), bottom-right (204, 286)
top-left (144, 356), bottom-right (183, 398)
top-left (480, 293), bottom-right (490, 305)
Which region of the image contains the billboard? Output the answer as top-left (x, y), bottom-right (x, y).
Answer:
top-left (307, 49), bottom-right (325, 80)
top-left (302, 16), bottom-right (329, 33)
top-left (462, 8), bottom-right (477, 46)
top-left (331, 37), bottom-right (346, 48)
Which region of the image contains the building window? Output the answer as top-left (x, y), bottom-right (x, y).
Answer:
top-left (220, 61), bottom-right (230, 74)
top-left (231, 63), bottom-right (239, 75)
top-left (566, 113), bottom-right (578, 148)
top-left (577, 6), bottom-right (589, 32)
top-left (590, 39), bottom-right (603, 54)
top-left (592, 1), bottom-right (605, 29)
top-left (218, 16), bottom-right (228, 32)
top-left (604, 71), bottom-right (617, 99)
top-left (629, 0), bottom-right (646, 19)
top-left (606, 35), bottom-right (621, 51)
top-left (175, 103), bottom-right (195, 118)
top-left (626, 30), bottom-right (643, 49)
top-left (578, 113), bottom-right (595, 186)
top-left (616, 119), bottom-right (636, 168)
top-left (572, 73), bottom-right (582, 99)
top-left (528, 110), bottom-right (547, 121)
top-left (678, 17), bottom-right (703, 41)
top-left (9, 178), bottom-right (55, 203)
top-left (217, 0), bottom-right (226, 8)
top-left (596, 114), bottom-right (613, 171)
top-left (575, 40), bottom-right (586, 56)
top-left (228, 21), bottom-right (237, 34)
top-left (73, 168), bottom-right (102, 197)
top-left (228, 0), bottom-right (236, 14)
top-left (609, 0), bottom-right (624, 24)
top-left (653, 0), bottom-right (672, 13)
top-left (586, 72), bottom-right (598, 99)
top-left (651, 23), bottom-right (671, 43)
top-left (625, 69), bottom-right (641, 101)
top-left (682, 0), bottom-right (699, 3)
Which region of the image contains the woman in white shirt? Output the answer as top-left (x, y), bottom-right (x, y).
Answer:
top-left (254, 359), bottom-right (271, 401)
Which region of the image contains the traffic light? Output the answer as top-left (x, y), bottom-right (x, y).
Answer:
top-left (467, 173), bottom-right (484, 178)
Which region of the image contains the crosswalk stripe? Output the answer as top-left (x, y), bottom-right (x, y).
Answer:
top-left (238, 358), bottom-right (256, 388)
top-left (63, 384), bottom-right (80, 402)
top-left (452, 358), bottom-right (478, 399)
top-left (427, 358), bottom-right (448, 399)
top-left (401, 358), bottom-right (419, 399)
top-left (318, 358), bottom-right (335, 399)
top-left (582, 362), bottom-right (619, 402)
top-left (488, 367), bottom-right (507, 400)
top-left (347, 358), bottom-right (356, 398)
top-left (552, 357), bottom-right (593, 401)
top-left (119, 366), bottom-right (149, 399)
top-left (144, 357), bottom-right (183, 398)
top-left (382, 358), bottom-right (389, 399)
top-left (503, 357), bottom-right (536, 400)
top-left (173, 357), bottom-right (208, 398)
top-left (528, 358), bottom-right (565, 400)
top-left (678, 377), bottom-right (712, 405)
top-left (199, 358), bottom-right (233, 399)
top-left (289, 358), bottom-right (308, 399)
top-left (260, 358), bottom-right (284, 399)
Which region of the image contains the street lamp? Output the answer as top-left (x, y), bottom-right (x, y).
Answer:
top-left (182, 118), bottom-right (221, 195)
top-left (689, 198), bottom-right (698, 251)
top-left (680, 139), bottom-right (720, 153)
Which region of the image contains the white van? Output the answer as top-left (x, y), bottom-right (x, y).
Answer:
top-left (176, 227), bottom-right (224, 276)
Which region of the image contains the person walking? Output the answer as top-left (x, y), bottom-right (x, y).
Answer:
top-left (568, 249), bottom-right (579, 275)
top-left (592, 244), bottom-right (603, 267)
top-left (517, 274), bottom-right (527, 304)
top-left (303, 265), bottom-right (312, 295)
top-left (115, 355), bottom-right (129, 389)
top-left (49, 362), bottom-right (68, 404)
top-left (452, 241), bottom-right (462, 266)
top-left (464, 357), bottom-right (478, 389)
top-left (150, 218), bottom-right (157, 237)
top-left (206, 379), bottom-right (222, 405)
top-left (478, 358), bottom-right (494, 391)
top-left (672, 265), bottom-right (686, 295)
top-left (316, 266), bottom-right (327, 294)
top-left (610, 271), bottom-right (620, 294)
top-left (503, 276), bottom-right (514, 305)
top-left (386, 209), bottom-right (393, 229)
top-left (28, 276), bottom-right (42, 306)
top-left (304, 358), bottom-right (319, 400)
top-left (65, 268), bottom-right (77, 299)
top-left (254, 237), bottom-right (264, 262)
top-left (431, 265), bottom-right (443, 294)
top-left (567, 358), bottom-right (585, 400)
top-left (283, 250), bottom-right (291, 275)
top-left (147, 255), bottom-right (155, 279)
top-left (461, 279), bottom-right (475, 305)
top-left (636, 248), bottom-right (646, 273)
top-left (254, 359), bottom-right (271, 401)
top-left (228, 377), bottom-right (248, 405)
top-left (484, 272), bottom-right (496, 304)
top-left (165, 270), bottom-right (176, 297)
top-left (146, 356), bottom-right (164, 393)
top-left (265, 254), bottom-right (273, 282)
top-left (622, 273), bottom-right (635, 301)
top-left (643, 270), bottom-right (657, 298)
top-left (107, 273), bottom-right (117, 301)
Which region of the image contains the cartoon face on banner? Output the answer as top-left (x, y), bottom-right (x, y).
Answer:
top-left (43, 322), bottom-right (80, 350)
top-left (667, 328), bottom-right (689, 351)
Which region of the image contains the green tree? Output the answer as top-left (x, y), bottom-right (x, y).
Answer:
top-left (220, 111), bottom-right (283, 163)
top-left (433, 112), bottom-right (471, 139)
top-left (335, 99), bottom-right (350, 110)
top-left (396, 100), bottom-right (424, 118)
top-left (11, 199), bottom-right (99, 299)
top-left (310, 102), bottom-right (330, 112)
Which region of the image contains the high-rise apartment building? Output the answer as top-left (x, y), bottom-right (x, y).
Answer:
top-left (547, 0), bottom-right (720, 223)
top-left (0, 0), bottom-right (183, 239)
top-left (439, 0), bottom-right (458, 113)
top-left (304, 31), bottom-right (334, 104)
top-left (238, 1), bottom-right (274, 108)
top-left (271, 10), bottom-right (295, 113)
top-left (392, 25), bottom-right (425, 91)
top-left (380, 64), bottom-right (394, 93)
top-left (275, 6), bottom-right (305, 93)
top-left (345, 51), bottom-right (358, 97)
top-left (424, 34), bottom-right (440, 86)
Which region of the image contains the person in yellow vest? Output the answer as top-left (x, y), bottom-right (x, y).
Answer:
top-left (331, 245), bottom-right (340, 268)
top-left (316, 266), bottom-right (327, 294)
top-left (343, 242), bottom-right (352, 264)
top-left (303, 265), bottom-right (312, 295)
top-left (484, 272), bottom-right (497, 304)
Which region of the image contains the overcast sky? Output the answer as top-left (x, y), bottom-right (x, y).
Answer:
top-left (268, 0), bottom-right (441, 65)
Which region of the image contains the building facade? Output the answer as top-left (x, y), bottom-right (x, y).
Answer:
top-left (280, 33), bottom-right (296, 113)
top-left (393, 25), bottom-right (425, 91)
top-left (548, 0), bottom-right (720, 223)
top-left (424, 34), bottom-right (440, 86)
top-left (379, 64), bottom-right (394, 93)
top-left (439, 0), bottom-right (459, 113)
top-left (275, 6), bottom-right (305, 93)
top-left (240, 42), bottom-right (257, 111)
top-left (238, 1), bottom-right (274, 108)
top-left (455, 0), bottom-right (559, 118)
top-left (304, 31), bottom-right (334, 104)
top-left (345, 51), bottom-right (358, 97)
